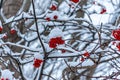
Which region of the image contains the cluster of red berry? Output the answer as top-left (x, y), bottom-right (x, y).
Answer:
top-left (0, 78), bottom-right (9, 80)
top-left (80, 51), bottom-right (90, 61)
top-left (46, 0), bottom-right (80, 21)
top-left (49, 37), bottom-right (65, 48)
top-left (45, 4), bottom-right (58, 21)
top-left (112, 29), bottom-right (120, 51)
top-left (33, 59), bottom-right (43, 68)
top-left (0, 26), bottom-right (16, 39)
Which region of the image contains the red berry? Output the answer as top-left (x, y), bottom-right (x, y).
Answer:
top-left (112, 41), bottom-right (116, 45)
top-left (3, 34), bottom-right (7, 39)
top-left (33, 59), bottom-right (43, 68)
top-left (100, 8), bottom-right (106, 14)
top-left (80, 57), bottom-right (85, 61)
top-left (83, 51), bottom-right (90, 58)
top-left (70, 0), bottom-right (79, 3)
top-left (10, 29), bottom-right (16, 34)
top-left (112, 29), bottom-right (120, 40)
top-left (61, 49), bottom-right (66, 53)
top-left (116, 43), bottom-right (120, 51)
top-left (50, 5), bottom-right (57, 11)
top-left (53, 15), bottom-right (58, 20)
top-left (46, 17), bottom-right (51, 21)
top-left (0, 26), bottom-right (3, 32)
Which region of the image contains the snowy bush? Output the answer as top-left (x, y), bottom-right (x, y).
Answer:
top-left (0, 0), bottom-right (120, 80)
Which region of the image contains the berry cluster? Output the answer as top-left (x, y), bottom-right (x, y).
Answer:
top-left (49, 37), bottom-right (65, 48)
top-left (33, 59), bottom-right (43, 68)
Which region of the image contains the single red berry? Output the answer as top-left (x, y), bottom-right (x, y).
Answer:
top-left (46, 17), bottom-right (51, 21)
top-left (50, 5), bottom-right (57, 11)
top-left (100, 8), bottom-right (106, 14)
top-left (53, 15), bottom-right (58, 20)
top-left (10, 29), bottom-right (16, 34)
top-left (0, 26), bottom-right (3, 32)
top-left (112, 29), bottom-right (120, 40)
top-left (83, 51), bottom-right (90, 58)
top-left (61, 49), bottom-right (66, 53)
top-left (3, 34), bottom-right (7, 39)
top-left (70, 0), bottom-right (79, 3)
top-left (80, 57), bottom-right (85, 61)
